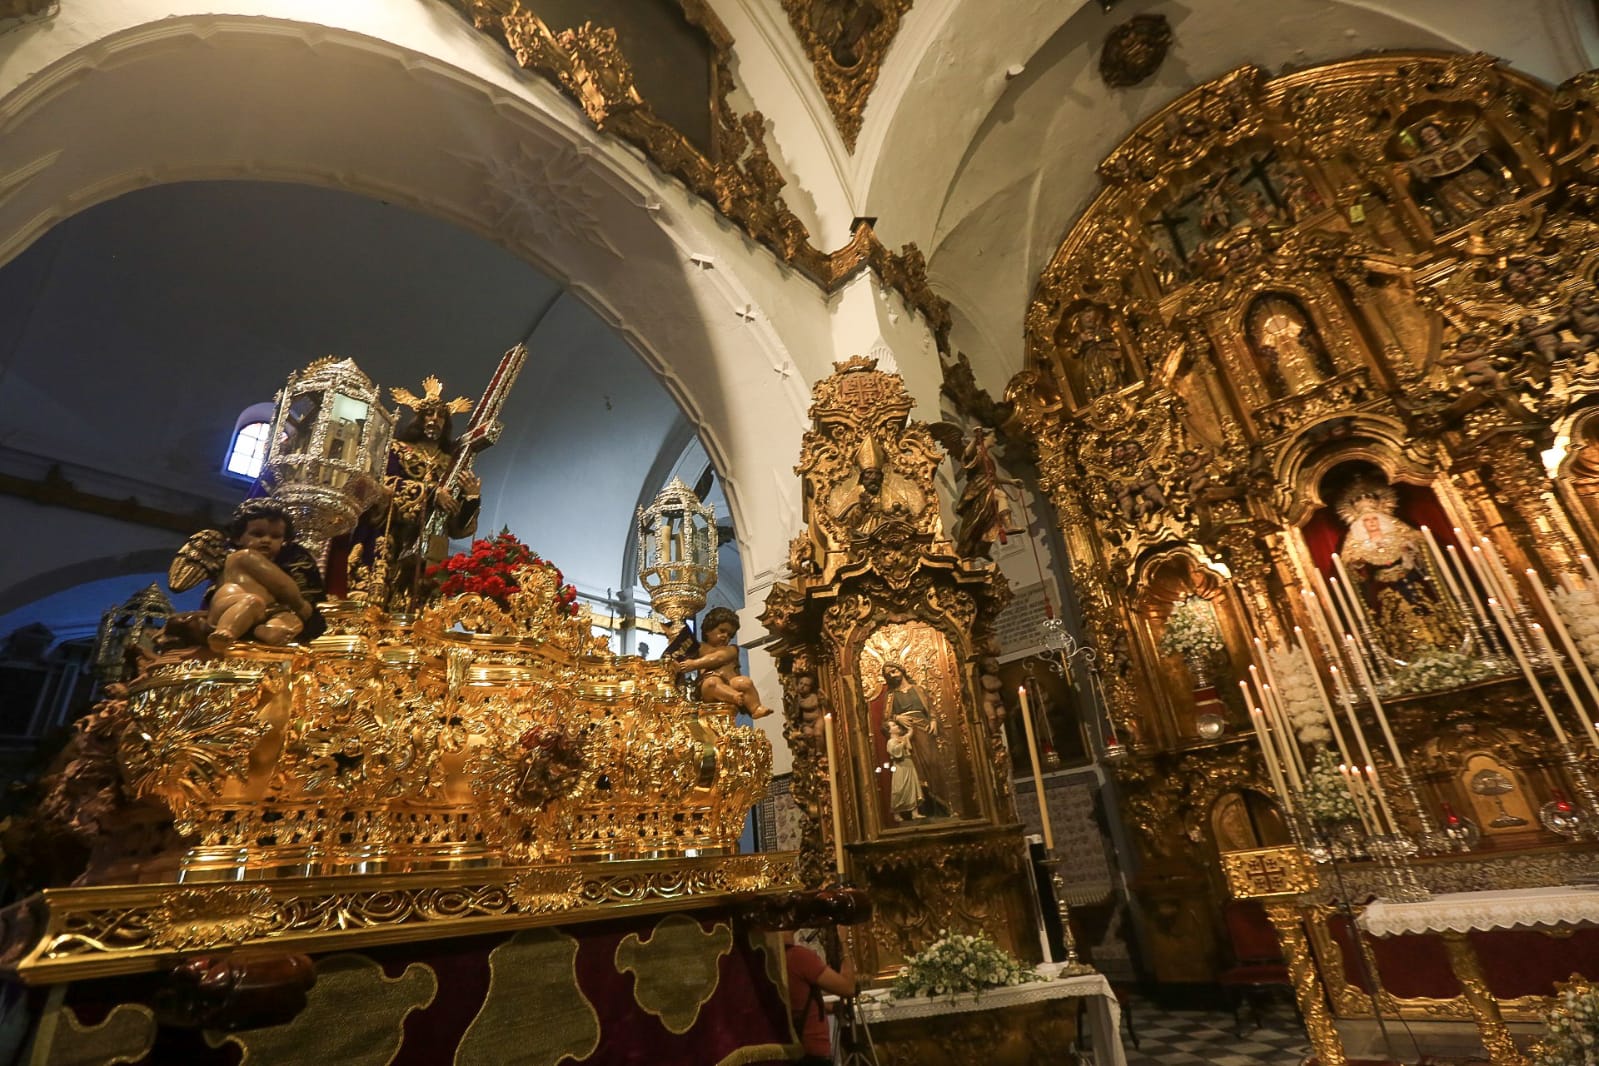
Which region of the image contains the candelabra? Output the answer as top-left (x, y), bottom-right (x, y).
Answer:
top-left (1039, 853), bottom-right (1095, 976)
top-left (1540, 744), bottom-right (1599, 840)
top-left (1036, 617), bottom-right (1124, 762)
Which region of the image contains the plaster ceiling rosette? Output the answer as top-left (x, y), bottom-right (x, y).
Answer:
top-left (782, 0), bottom-right (913, 152)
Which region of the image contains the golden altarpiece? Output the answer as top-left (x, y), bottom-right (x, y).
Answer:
top-left (1006, 51), bottom-right (1599, 1063)
top-left (761, 357), bottom-right (1040, 982)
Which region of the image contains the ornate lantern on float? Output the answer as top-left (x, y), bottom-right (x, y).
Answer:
top-left (260, 357), bottom-right (395, 558)
top-left (636, 478), bottom-right (719, 629)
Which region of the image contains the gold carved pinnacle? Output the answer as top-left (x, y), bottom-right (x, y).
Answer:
top-left (1220, 846), bottom-right (1319, 900)
top-left (780, 0), bottom-right (914, 152)
top-left (833, 354), bottom-right (881, 374)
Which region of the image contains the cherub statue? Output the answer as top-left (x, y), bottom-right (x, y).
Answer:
top-left (206, 501), bottom-right (319, 649)
top-left (672, 606), bottom-right (773, 719)
top-left (169, 499), bottom-right (326, 650)
top-left (792, 669), bottom-right (827, 738)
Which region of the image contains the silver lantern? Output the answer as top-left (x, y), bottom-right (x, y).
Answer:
top-left (261, 357), bottom-right (394, 558)
top-left (636, 478), bottom-right (719, 628)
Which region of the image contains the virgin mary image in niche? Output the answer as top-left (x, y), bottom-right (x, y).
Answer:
top-left (1331, 476), bottom-right (1462, 660)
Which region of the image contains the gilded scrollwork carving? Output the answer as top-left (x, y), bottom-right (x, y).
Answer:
top-left (781, 0), bottom-right (913, 151)
top-left (449, 4), bottom-right (954, 350)
top-left (762, 358), bottom-right (1031, 978)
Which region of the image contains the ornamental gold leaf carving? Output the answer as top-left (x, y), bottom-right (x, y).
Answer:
top-left (781, 0), bottom-right (914, 151)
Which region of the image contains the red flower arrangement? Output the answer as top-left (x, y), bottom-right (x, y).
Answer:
top-left (426, 530), bottom-right (581, 616)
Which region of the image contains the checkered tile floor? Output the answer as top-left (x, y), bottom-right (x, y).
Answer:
top-left (1103, 996), bottom-right (1313, 1066)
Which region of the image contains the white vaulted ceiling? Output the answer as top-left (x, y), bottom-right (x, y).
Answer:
top-left (851, 0), bottom-right (1598, 392)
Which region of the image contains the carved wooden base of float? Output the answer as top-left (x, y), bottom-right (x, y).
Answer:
top-left (0, 852), bottom-right (799, 985)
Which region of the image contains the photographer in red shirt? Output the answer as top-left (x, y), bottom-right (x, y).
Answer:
top-left (783, 933), bottom-right (857, 1065)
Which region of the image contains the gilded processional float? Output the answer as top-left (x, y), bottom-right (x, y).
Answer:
top-left (1005, 52), bottom-right (1599, 1065)
top-left (0, 351), bottom-right (800, 1064)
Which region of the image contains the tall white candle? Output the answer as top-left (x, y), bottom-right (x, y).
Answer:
top-left (1252, 639), bottom-right (1309, 781)
top-left (1265, 684), bottom-right (1309, 785)
top-left (1016, 686), bottom-right (1055, 851)
top-left (1446, 543), bottom-right (1500, 651)
top-left (1301, 626), bottom-right (1356, 768)
top-left (1245, 695), bottom-right (1294, 815)
top-left (1479, 537), bottom-right (1526, 611)
top-left (1526, 571), bottom-right (1599, 748)
top-left (1361, 765), bottom-right (1399, 836)
top-left (1250, 668), bottom-right (1302, 790)
top-left (1530, 624), bottom-right (1597, 750)
top-left (1487, 597), bottom-right (1568, 746)
top-left (1328, 661), bottom-right (1398, 828)
top-left (1338, 764), bottom-right (1377, 835)
top-left (1419, 526), bottom-right (1471, 624)
top-left (822, 712), bottom-right (847, 878)
top-left (1331, 554), bottom-right (1384, 675)
top-left (1342, 633), bottom-right (1407, 772)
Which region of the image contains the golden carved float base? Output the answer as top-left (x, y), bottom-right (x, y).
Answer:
top-left (0, 852), bottom-right (799, 985)
top-left (868, 998), bottom-right (1079, 1066)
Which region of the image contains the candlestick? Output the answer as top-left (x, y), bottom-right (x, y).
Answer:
top-left (1445, 543), bottom-right (1503, 656)
top-left (1331, 555), bottom-right (1386, 681)
top-left (1488, 597), bottom-right (1568, 746)
top-left (1016, 686), bottom-right (1055, 851)
top-left (822, 712), bottom-right (847, 878)
top-left (1249, 669), bottom-right (1302, 791)
top-left (1526, 571), bottom-right (1599, 749)
top-left (1529, 624), bottom-right (1599, 751)
top-left (1296, 625), bottom-right (1355, 768)
top-left (1246, 701), bottom-right (1294, 815)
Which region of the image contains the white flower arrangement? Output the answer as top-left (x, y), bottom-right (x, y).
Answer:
top-left (1159, 596), bottom-right (1225, 665)
top-left (1300, 746), bottom-right (1360, 825)
top-left (890, 931), bottom-right (1042, 1000)
top-left (1554, 586), bottom-right (1599, 675)
top-left (1270, 645), bottom-right (1331, 746)
top-left (1386, 647), bottom-right (1498, 696)
top-left (1530, 975), bottom-right (1599, 1066)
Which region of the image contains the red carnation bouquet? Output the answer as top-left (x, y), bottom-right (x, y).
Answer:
top-left (427, 530), bottom-right (581, 616)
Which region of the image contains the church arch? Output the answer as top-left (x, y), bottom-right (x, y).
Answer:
top-left (0, 11), bottom-right (820, 591)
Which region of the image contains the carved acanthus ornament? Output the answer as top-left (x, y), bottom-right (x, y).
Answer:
top-left (781, 0), bottom-right (913, 151)
top-left (447, 3), bottom-right (953, 349)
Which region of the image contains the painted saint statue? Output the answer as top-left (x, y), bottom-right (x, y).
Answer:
top-left (879, 662), bottom-right (953, 819)
top-left (345, 376), bottom-right (482, 611)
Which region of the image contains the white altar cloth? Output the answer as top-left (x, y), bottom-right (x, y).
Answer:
top-left (1359, 884), bottom-right (1599, 938)
top-left (849, 967), bottom-right (1127, 1066)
